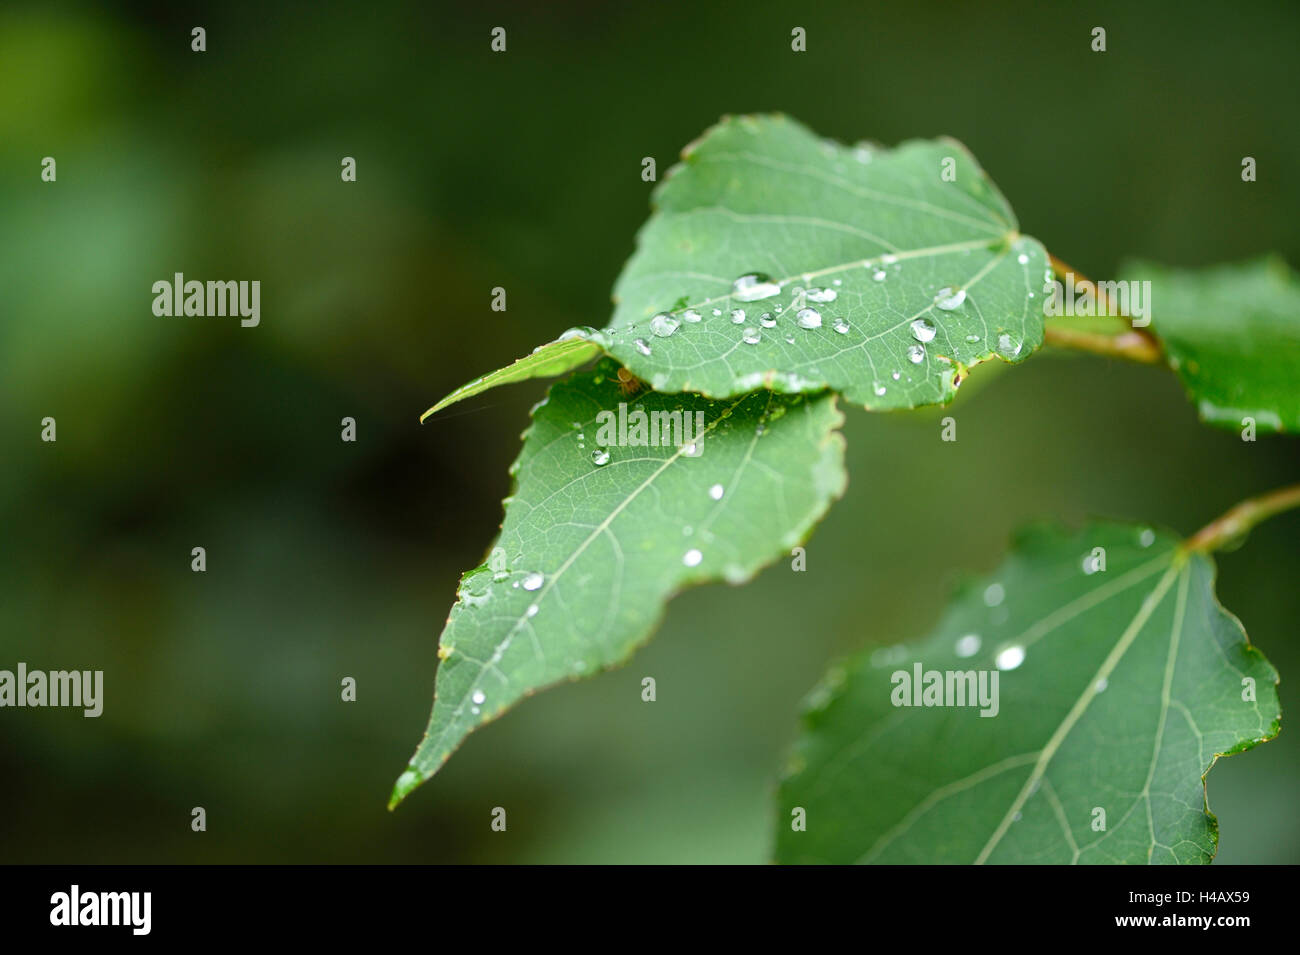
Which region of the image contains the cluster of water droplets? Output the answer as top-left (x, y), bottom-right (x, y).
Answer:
top-left (459, 552), bottom-right (551, 638)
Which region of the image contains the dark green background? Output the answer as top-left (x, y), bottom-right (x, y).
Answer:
top-left (1, 0), bottom-right (1297, 863)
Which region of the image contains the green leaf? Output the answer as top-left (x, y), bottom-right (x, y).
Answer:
top-left (775, 522), bottom-right (1279, 864)
top-left (1129, 256), bottom-right (1300, 433)
top-left (424, 115), bottom-right (1050, 416)
top-left (603, 115), bottom-right (1048, 408)
top-left (420, 334), bottom-right (604, 421)
top-left (393, 359), bottom-right (847, 804)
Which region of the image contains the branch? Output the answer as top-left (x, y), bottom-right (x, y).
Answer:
top-left (1043, 325), bottom-right (1162, 363)
top-left (1184, 483), bottom-right (1300, 554)
top-left (1044, 254), bottom-right (1164, 362)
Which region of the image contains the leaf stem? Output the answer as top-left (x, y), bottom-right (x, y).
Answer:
top-left (1184, 483), bottom-right (1300, 554)
top-left (1044, 254), bottom-right (1163, 363)
top-left (1043, 325), bottom-right (1162, 363)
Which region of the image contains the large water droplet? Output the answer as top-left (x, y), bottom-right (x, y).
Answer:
top-left (730, 308), bottom-right (747, 324)
top-left (910, 317), bottom-right (937, 342)
top-left (682, 308), bottom-right (702, 323)
top-left (906, 343), bottom-right (926, 364)
top-left (633, 338), bottom-right (652, 356)
top-left (558, 325), bottom-right (605, 346)
top-left (650, 313), bottom-right (680, 337)
top-left (796, 307), bottom-right (822, 329)
top-left (995, 645), bottom-right (1026, 671)
top-left (522, 571), bottom-right (544, 591)
top-left (591, 449), bottom-right (611, 466)
top-left (742, 326), bottom-right (761, 344)
top-left (997, 333), bottom-right (1022, 358)
top-left (934, 287), bottom-right (967, 310)
top-left (732, 273), bottom-right (782, 302)
top-left (760, 311), bottom-right (777, 328)
top-left (833, 318), bottom-right (849, 334)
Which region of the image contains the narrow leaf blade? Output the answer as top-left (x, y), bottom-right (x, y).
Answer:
top-left (420, 334), bottom-right (604, 421)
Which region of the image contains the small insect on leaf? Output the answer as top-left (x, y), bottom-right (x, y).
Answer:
top-left (614, 366), bottom-right (645, 396)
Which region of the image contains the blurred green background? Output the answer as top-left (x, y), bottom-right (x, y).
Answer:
top-left (2, 0), bottom-right (1297, 863)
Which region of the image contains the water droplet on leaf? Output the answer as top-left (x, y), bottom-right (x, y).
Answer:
top-left (910, 318), bottom-right (937, 342)
top-left (995, 645), bottom-right (1026, 671)
top-left (796, 307), bottom-right (822, 329)
top-left (650, 313), bottom-right (680, 337)
top-left (934, 287), bottom-right (966, 310)
top-left (732, 273), bottom-right (782, 302)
